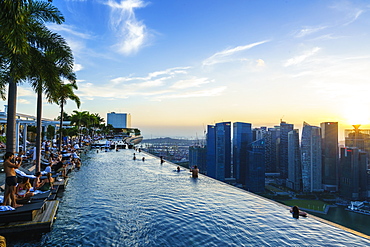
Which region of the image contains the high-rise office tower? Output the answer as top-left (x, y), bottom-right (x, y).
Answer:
top-left (206, 125), bottom-right (216, 178)
top-left (246, 138), bottom-right (266, 193)
top-left (189, 145), bottom-right (207, 174)
top-left (287, 129), bottom-right (302, 191)
top-left (265, 127), bottom-right (280, 173)
top-left (301, 122), bottom-right (322, 192)
top-left (206, 122), bottom-right (231, 181)
top-left (321, 122), bottom-right (338, 192)
top-left (233, 122), bottom-right (252, 184)
top-left (339, 147), bottom-right (368, 200)
top-left (345, 125), bottom-right (370, 157)
top-left (279, 121), bottom-right (294, 180)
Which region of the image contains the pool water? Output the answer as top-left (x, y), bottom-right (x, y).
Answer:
top-left (9, 149), bottom-right (370, 246)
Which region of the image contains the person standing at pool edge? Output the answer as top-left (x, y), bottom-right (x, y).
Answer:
top-left (2, 152), bottom-right (23, 208)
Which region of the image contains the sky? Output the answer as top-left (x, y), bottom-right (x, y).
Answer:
top-left (4, 0), bottom-right (370, 139)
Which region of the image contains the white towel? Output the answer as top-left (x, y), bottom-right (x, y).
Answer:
top-left (0, 206), bottom-right (15, 211)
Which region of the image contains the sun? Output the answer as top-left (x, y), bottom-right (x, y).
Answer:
top-left (343, 106), bottom-right (370, 126)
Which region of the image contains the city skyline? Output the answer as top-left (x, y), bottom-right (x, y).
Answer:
top-left (3, 0), bottom-right (370, 139)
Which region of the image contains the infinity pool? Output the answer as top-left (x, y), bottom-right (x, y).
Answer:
top-left (10, 149), bottom-right (370, 246)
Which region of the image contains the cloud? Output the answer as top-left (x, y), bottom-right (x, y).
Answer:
top-left (170, 78), bottom-right (212, 90)
top-left (295, 26), bottom-right (327, 38)
top-left (111, 66), bottom-right (191, 84)
top-left (344, 9), bottom-right (364, 25)
top-left (157, 86), bottom-right (227, 100)
top-left (76, 64), bottom-right (223, 101)
top-left (283, 47), bottom-right (321, 67)
top-left (202, 40), bottom-right (269, 66)
top-left (73, 64), bottom-right (83, 72)
top-left (106, 0), bottom-right (150, 55)
top-left (47, 24), bottom-right (93, 39)
top-left (18, 87), bottom-right (33, 97)
top-left (18, 99), bottom-right (31, 104)
top-left (330, 2), bottom-right (367, 26)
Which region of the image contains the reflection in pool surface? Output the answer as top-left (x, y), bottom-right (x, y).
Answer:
top-left (12, 149), bottom-right (370, 246)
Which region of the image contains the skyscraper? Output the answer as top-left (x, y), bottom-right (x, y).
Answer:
top-left (246, 138), bottom-right (266, 193)
top-left (321, 122), bottom-right (338, 192)
top-left (339, 147), bottom-right (368, 200)
top-left (301, 122), bottom-right (322, 192)
top-left (233, 122), bottom-right (252, 184)
top-left (189, 145), bottom-right (207, 174)
top-left (206, 125), bottom-right (216, 178)
top-left (279, 121), bottom-right (294, 180)
top-left (265, 127), bottom-right (280, 173)
top-left (287, 129), bottom-right (302, 191)
top-left (206, 122), bottom-right (231, 181)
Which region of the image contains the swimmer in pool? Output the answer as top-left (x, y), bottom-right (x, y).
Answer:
top-left (190, 165), bottom-right (199, 178)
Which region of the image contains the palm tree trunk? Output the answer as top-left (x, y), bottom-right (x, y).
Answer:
top-left (59, 101), bottom-right (64, 152)
top-left (6, 78), bottom-right (17, 153)
top-left (35, 90), bottom-right (42, 172)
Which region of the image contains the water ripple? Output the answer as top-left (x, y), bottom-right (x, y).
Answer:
top-left (8, 149), bottom-right (370, 247)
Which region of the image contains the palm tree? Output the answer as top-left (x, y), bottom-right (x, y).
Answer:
top-left (49, 83), bottom-right (80, 151)
top-left (0, 0), bottom-right (64, 153)
top-left (71, 110), bottom-right (89, 142)
top-left (28, 31), bottom-right (75, 172)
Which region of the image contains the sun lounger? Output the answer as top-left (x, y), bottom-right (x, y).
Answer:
top-left (0, 201), bottom-right (45, 223)
top-left (16, 191), bottom-right (51, 204)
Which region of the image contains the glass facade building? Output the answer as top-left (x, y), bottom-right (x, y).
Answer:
top-left (206, 125), bottom-right (216, 178)
top-left (321, 122), bottom-right (339, 191)
top-left (246, 139), bottom-right (266, 193)
top-left (279, 121), bottom-right (294, 179)
top-left (233, 122), bottom-right (252, 184)
top-left (339, 147), bottom-right (368, 200)
top-left (189, 145), bottom-right (207, 174)
top-left (206, 122), bottom-right (231, 181)
top-left (301, 122), bottom-right (322, 192)
top-left (287, 129), bottom-right (302, 191)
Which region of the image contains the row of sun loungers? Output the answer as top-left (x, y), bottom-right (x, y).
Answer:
top-left (0, 155), bottom-right (75, 234)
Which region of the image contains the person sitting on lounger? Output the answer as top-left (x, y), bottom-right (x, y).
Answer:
top-left (57, 162), bottom-right (69, 178)
top-left (2, 152), bottom-right (23, 208)
top-left (33, 172), bottom-right (45, 191)
top-left (39, 173), bottom-right (54, 191)
top-left (16, 177), bottom-right (34, 199)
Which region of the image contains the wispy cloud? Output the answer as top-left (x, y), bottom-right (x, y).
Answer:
top-left (171, 78), bottom-right (213, 89)
top-left (344, 9), bottom-right (364, 25)
top-left (330, 1), bottom-right (367, 26)
top-left (47, 24), bottom-right (93, 39)
top-left (76, 65), bottom-right (224, 101)
top-left (18, 99), bottom-right (31, 104)
top-left (18, 87), bottom-right (33, 97)
top-left (106, 0), bottom-right (150, 55)
top-left (157, 86), bottom-right (227, 100)
top-left (111, 67), bottom-right (190, 84)
top-left (295, 26), bottom-right (327, 38)
top-left (283, 47), bottom-right (321, 67)
top-left (202, 40), bottom-right (269, 66)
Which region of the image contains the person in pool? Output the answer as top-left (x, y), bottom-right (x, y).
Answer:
top-left (290, 205), bottom-right (307, 219)
top-left (190, 165), bottom-right (199, 178)
top-left (2, 152), bottom-right (23, 208)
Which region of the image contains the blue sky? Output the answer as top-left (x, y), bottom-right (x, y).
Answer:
top-left (6, 0), bottom-right (370, 139)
